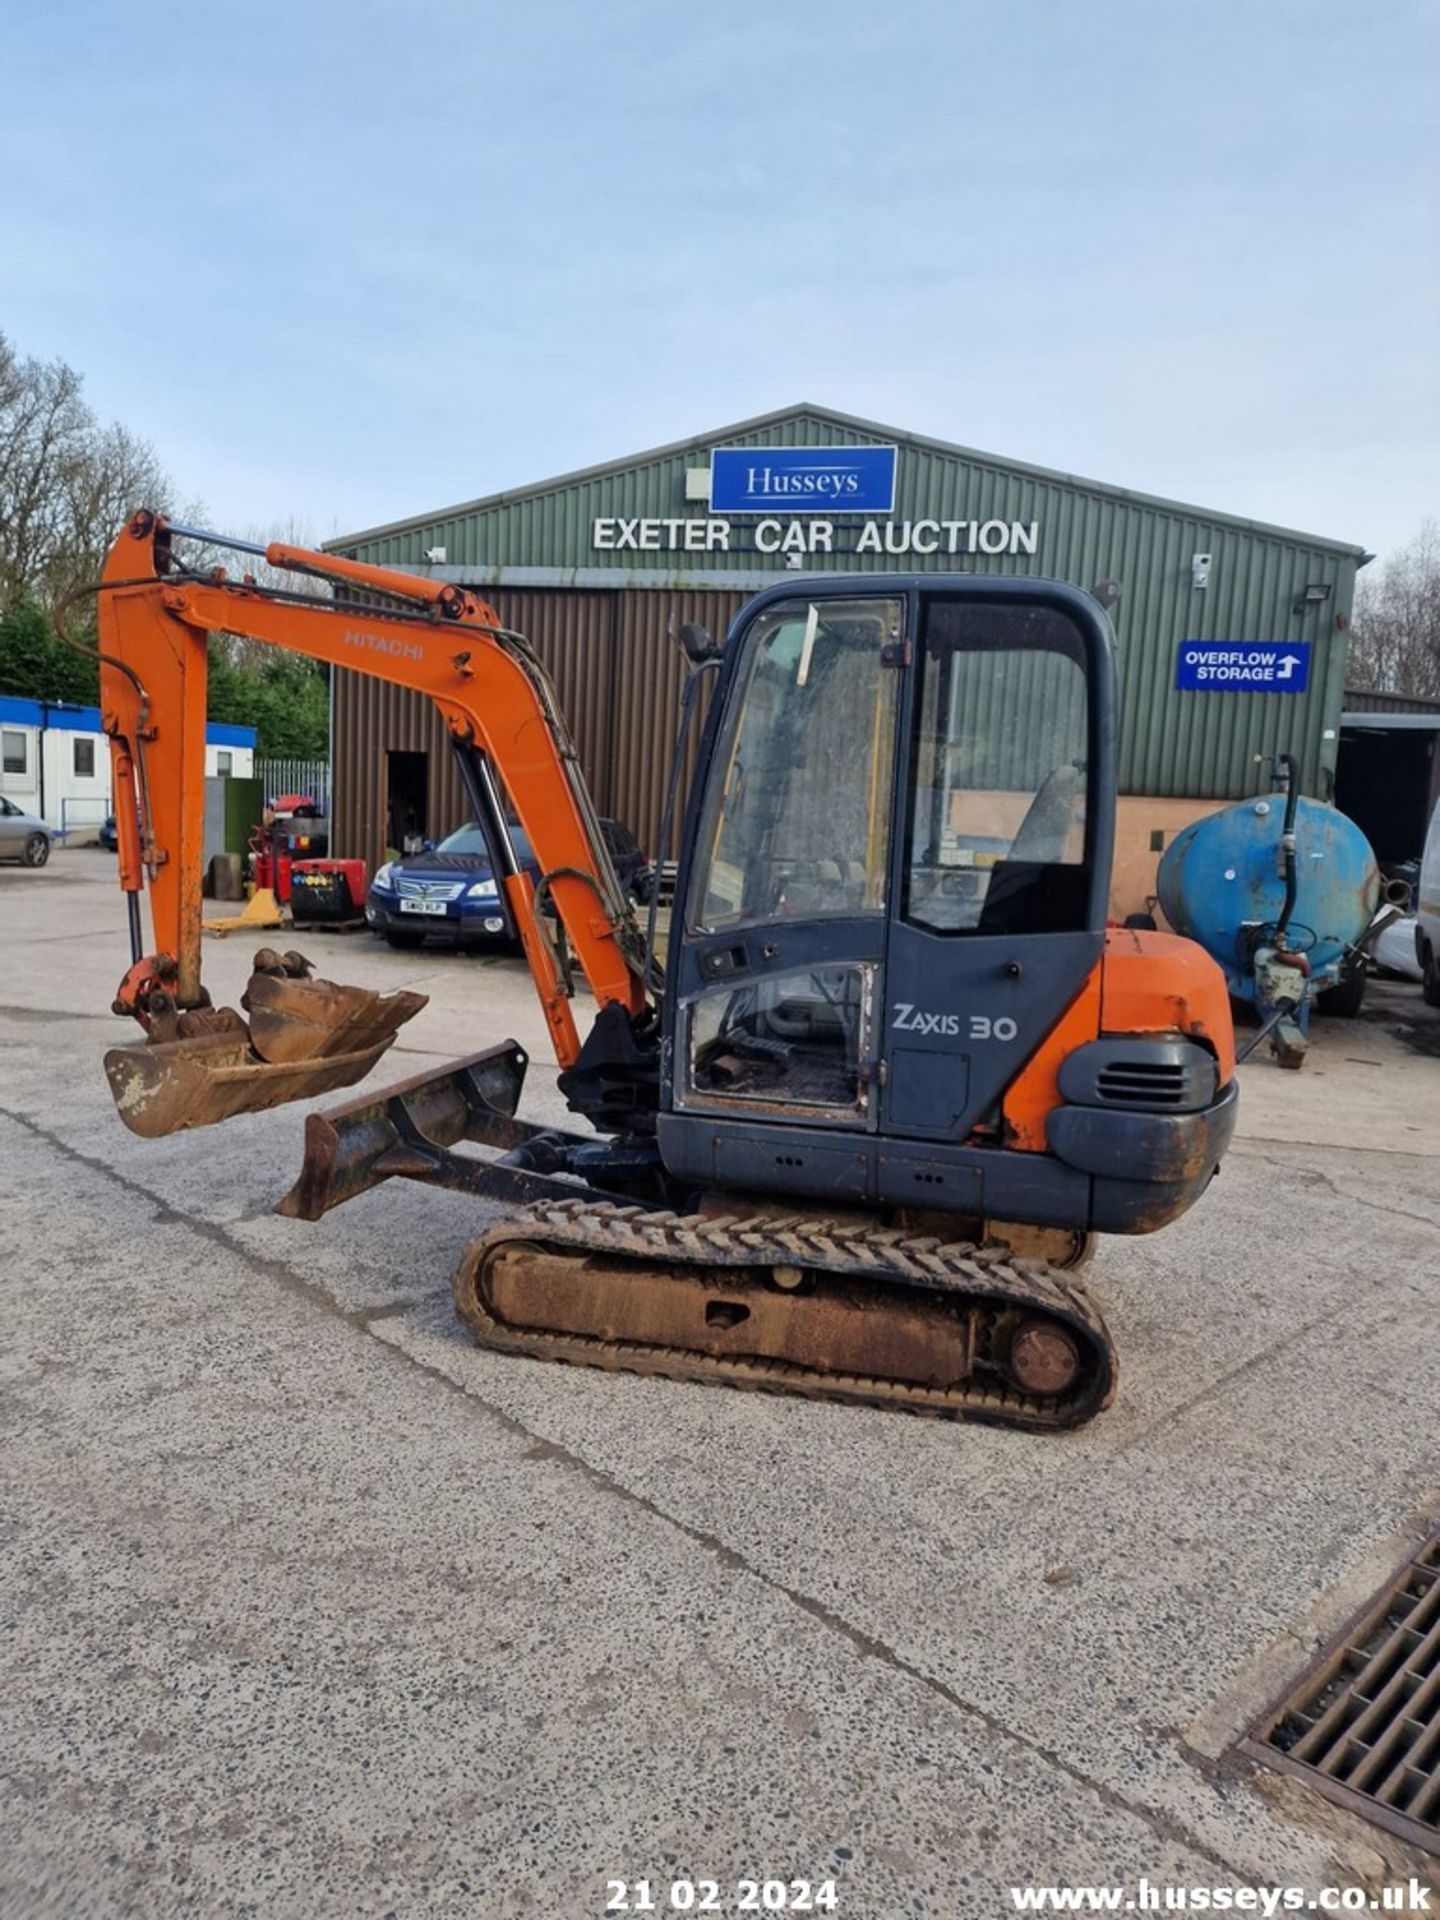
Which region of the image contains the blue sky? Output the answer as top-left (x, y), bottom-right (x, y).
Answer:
top-left (2, 0), bottom-right (1435, 556)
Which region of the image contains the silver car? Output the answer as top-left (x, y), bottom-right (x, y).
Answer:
top-left (0, 795), bottom-right (51, 866)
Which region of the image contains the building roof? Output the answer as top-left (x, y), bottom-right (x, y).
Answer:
top-left (327, 401), bottom-right (1366, 558)
top-left (1342, 685), bottom-right (1440, 715)
top-left (0, 695), bottom-right (256, 749)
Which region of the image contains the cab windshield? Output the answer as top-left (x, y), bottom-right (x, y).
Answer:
top-left (689, 597), bottom-right (901, 933)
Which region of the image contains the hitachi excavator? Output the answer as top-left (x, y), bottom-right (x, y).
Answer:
top-left (91, 511), bottom-right (1238, 1430)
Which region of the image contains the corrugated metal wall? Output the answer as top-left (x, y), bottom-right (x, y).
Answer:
top-left (612, 589), bottom-right (743, 852)
top-left (332, 586), bottom-right (745, 868)
top-left (331, 408), bottom-right (1365, 814)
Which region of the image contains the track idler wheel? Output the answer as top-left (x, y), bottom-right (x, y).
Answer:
top-left (1002, 1319), bottom-right (1082, 1397)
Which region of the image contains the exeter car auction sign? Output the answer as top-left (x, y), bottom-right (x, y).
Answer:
top-left (590, 515), bottom-right (1039, 558)
top-left (590, 444), bottom-right (1042, 559)
top-left (1176, 641), bottom-right (1312, 692)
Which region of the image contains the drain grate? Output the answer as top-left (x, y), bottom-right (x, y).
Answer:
top-left (1245, 1531), bottom-right (1440, 1855)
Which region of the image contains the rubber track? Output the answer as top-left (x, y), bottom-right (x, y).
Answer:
top-left (452, 1200), bottom-right (1117, 1431)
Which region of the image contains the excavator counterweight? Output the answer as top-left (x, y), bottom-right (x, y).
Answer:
top-left (89, 514), bottom-right (1240, 1430)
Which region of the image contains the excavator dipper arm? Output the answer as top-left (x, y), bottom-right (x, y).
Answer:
top-left (95, 512), bottom-right (650, 1138)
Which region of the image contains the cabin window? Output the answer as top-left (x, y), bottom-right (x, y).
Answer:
top-left (904, 600), bottom-right (1092, 937)
top-left (689, 597), bottom-right (901, 933)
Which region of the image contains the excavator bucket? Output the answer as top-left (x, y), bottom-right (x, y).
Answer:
top-left (104, 955), bottom-right (427, 1138)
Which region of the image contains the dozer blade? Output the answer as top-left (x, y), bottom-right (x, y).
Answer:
top-left (277, 1042), bottom-right (534, 1220)
top-left (104, 970), bottom-right (427, 1139)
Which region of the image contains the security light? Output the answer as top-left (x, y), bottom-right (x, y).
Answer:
top-left (1292, 582), bottom-right (1331, 614)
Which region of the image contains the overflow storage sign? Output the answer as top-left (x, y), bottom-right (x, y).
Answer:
top-left (1176, 641), bottom-right (1312, 693)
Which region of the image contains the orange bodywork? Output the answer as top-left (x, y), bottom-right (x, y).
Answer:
top-left (96, 515), bottom-right (647, 1068)
top-left (1001, 926), bottom-right (1234, 1151)
top-left (1099, 927), bottom-right (1236, 1085)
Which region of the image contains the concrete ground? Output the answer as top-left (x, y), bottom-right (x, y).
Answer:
top-left (3, 850), bottom-right (1439, 1918)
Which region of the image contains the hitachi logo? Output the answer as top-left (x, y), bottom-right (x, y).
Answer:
top-left (343, 628), bottom-right (424, 663)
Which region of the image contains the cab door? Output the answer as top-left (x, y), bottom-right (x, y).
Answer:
top-left (669, 593), bottom-right (905, 1144)
top-left (881, 590), bottom-right (1115, 1142)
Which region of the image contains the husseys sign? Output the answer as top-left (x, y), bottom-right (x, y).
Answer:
top-left (711, 444), bottom-right (897, 513)
top-left (592, 443), bottom-right (1039, 559)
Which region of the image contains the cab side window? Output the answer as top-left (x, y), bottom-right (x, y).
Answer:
top-left (905, 601), bottom-right (1091, 937)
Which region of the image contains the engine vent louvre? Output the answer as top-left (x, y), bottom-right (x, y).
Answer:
top-left (1095, 1062), bottom-right (1190, 1109)
top-left (1056, 1037), bottom-right (1219, 1114)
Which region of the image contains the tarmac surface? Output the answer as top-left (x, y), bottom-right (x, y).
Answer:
top-left (3, 851), bottom-right (1439, 1918)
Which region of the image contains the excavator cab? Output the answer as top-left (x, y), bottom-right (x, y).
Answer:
top-left (656, 580), bottom-right (1117, 1227)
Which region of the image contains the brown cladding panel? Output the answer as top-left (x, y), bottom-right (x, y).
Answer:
top-left (612, 589), bottom-right (746, 857)
top-left (333, 590), bottom-right (616, 870)
top-left (332, 586), bottom-right (750, 870)
top-left (484, 590), bottom-right (616, 816)
top-left (332, 671), bottom-right (463, 874)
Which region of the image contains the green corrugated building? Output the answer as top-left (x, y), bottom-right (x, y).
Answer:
top-left (327, 404), bottom-right (1366, 911)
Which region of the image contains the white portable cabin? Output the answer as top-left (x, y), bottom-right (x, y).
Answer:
top-left (0, 698), bottom-right (255, 841)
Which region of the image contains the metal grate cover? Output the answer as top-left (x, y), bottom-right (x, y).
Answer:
top-left (1246, 1531), bottom-right (1440, 1855)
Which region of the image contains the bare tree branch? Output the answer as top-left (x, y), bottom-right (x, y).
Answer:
top-left (0, 329), bottom-right (177, 612)
top-left (1347, 522), bottom-right (1440, 701)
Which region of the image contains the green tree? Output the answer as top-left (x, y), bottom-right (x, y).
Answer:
top-left (0, 599), bottom-right (99, 705)
top-left (0, 600), bottom-right (53, 697)
top-left (205, 638), bottom-right (328, 758)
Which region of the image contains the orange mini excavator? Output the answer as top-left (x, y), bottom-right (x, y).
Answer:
top-left (92, 512), bottom-right (1238, 1430)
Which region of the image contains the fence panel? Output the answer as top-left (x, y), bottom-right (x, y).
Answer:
top-left (58, 796), bottom-right (111, 842)
top-left (256, 758), bottom-right (331, 813)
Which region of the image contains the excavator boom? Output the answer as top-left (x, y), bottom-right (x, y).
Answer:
top-left (94, 513), bottom-right (650, 1141)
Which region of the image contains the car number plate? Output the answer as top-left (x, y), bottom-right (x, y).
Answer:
top-left (399, 899), bottom-right (449, 916)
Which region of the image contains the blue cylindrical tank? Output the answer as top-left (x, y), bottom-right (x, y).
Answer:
top-left (1157, 794), bottom-right (1379, 1001)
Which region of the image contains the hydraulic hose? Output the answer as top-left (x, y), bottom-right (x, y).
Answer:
top-left (1274, 752), bottom-right (1300, 941)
